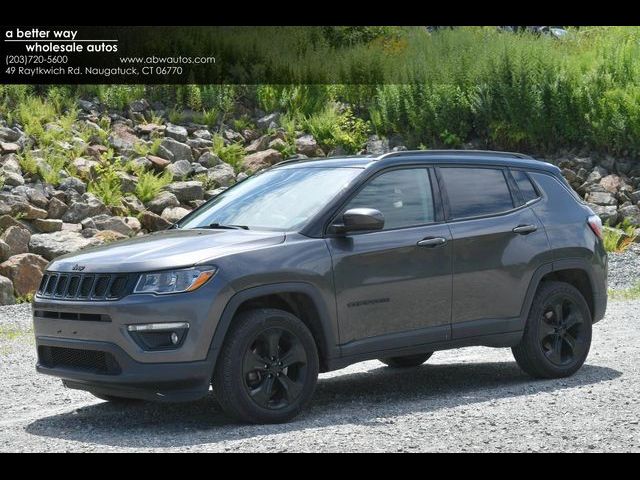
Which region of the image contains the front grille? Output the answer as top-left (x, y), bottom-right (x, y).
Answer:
top-left (33, 310), bottom-right (111, 322)
top-left (38, 346), bottom-right (121, 375)
top-left (37, 272), bottom-right (135, 301)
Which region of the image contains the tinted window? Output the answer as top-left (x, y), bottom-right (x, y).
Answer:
top-left (440, 167), bottom-right (514, 219)
top-left (512, 170), bottom-right (539, 203)
top-left (345, 169), bottom-right (435, 230)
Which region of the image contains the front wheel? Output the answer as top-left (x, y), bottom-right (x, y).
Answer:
top-left (379, 352), bottom-right (433, 368)
top-left (213, 308), bottom-right (319, 424)
top-left (512, 281), bottom-right (592, 379)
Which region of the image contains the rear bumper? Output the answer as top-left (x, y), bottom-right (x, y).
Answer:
top-left (36, 336), bottom-right (214, 402)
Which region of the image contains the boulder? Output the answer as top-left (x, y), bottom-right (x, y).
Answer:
top-left (91, 215), bottom-right (134, 236)
top-left (0, 193), bottom-right (47, 219)
top-left (12, 186), bottom-right (48, 209)
top-left (257, 113), bottom-right (280, 129)
top-left (0, 127), bottom-right (21, 142)
top-left (61, 193), bottom-right (110, 223)
top-left (72, 157), bottom-right (99, 178)
top-left (0, 240), bottom-right (10, 262)
top-left (0, 275), bottom-right (14, 305)
top-left (46, 197), bottom-right (68, 219)
top-left (241, 149), bottom-right (282, 173)
top-left (140, 211), bottom-right (172, 232)
top-left (0, 226), bottom-right (30, 256)
top-left (295, 135), bottom-right (321, 156)
top-left (0, 142), bottom-right (20, 154)
top-left (585, 191), bottom-right (617, 206)
top-left (197, 151), bottom-right (222, 168)
top-left (32, 218), bottom-right (63, 233)
top-left (108, 123), bottom-right (140, 152)
top-left (165, 181), bottom-right (204, 202)
top-left (161, 207), bottom-right (191, 224)
top-left (166, 159), bottom-right (192, 179)
top-left (58, 176), bottom-right (87, 194)
top-left (29, 230), bottom-right (105, 260)
top-left (147, 154), bottom-right (171, 171)
top-left (121, 195), bottom-right (146, 215)
top-left (589, 204), bottom-right (619, 225)
top-left (618, 205), bottom-right (640, 227)
top-left (146, 191), bottom-right (180, 214)
top-left (245, 135), bottom-right (270, 154)
top-left (193, 129), bottom-right (212, 140)
top-left (365, 135), bottom-right (389, 155)
top-left (124, 216), bottom-right (142, 233)
top-left (600, 174), bottom-right (626, 194)
top-left (160, 137), bottom-right (193, 163)
top-left (0, 253), bottom-right (49, 297)
top-left (165, 123), bottom-right (188, 143)
top-left (116, 171), bottom-right (138, 193)
top-left (207, 163), bottom-right (236, 187)
top-left (2, 171), bottom-right (24, 186)
top-left (93, 230), bottom-right (127, 243)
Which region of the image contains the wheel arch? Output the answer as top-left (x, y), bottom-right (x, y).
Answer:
top-left (207, 283), bottom-right (338, 374)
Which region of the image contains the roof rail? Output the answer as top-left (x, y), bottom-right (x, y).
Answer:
top-left (376, 150), bottom-right (534, 161)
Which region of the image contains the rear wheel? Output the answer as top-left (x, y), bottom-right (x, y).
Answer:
top-left (213, 308), bottom-right (319, 424)
top-left (379, 352), bottom-right (433, 368)
top-left (512, 281), bottom-right (592, 379)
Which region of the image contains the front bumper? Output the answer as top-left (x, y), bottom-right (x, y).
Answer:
top-left (32, 274), bottom-right (235, 401)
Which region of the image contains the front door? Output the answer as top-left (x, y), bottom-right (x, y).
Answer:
top-left (326, 168), bottom-right (453, 348)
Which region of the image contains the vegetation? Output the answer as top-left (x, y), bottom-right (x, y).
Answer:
top-left (603, 218), bottom-right (638, 253)
top-left (211, 135), bottom-right (245, 170)
top-left (609, 281), bottom-right (640, 300)
top-left (135, 170), bottom-right (173, 203)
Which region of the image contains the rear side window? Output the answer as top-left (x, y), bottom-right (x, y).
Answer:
top-left (440, 167), bottom-right (514, 219)
top-left (344, 168), bottom-right (435, 230)
top-left (512, 170), bottom-right (539, 203)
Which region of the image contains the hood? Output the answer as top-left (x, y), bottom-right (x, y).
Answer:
top-left (47, 228), bottom-right (286, 273)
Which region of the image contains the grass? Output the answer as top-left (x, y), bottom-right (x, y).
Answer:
top-left (609, 282), bottom-right (640, 300)
top-left (135, 170), bottom-right (173, 203)
top-left (0, 325), bottom-right (31, 342)
top-left (603, 218), bottom-right (638, 253)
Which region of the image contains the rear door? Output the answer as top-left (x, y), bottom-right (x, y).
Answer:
top-left (438, 166), bottom-right (550, 337)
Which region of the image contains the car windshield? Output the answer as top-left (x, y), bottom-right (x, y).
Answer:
top-left (178, 166), bottom-right (362, 231)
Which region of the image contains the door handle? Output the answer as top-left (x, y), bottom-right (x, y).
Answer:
top-left (417, 237), bottom-right (447, 248)
top-left (512, 224), bottom-right (537, 235)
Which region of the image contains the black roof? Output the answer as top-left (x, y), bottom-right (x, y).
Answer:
top-left (274, 150), bottom-right (560, 174)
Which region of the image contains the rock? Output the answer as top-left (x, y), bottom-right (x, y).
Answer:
top-left (58, 176), bottom-right (87, 194)
top-left (165, 123), bottom-right (188, 142)
top-left (585, 191), bottom-right (617, 206)
top-left (589, 204), bottom-right (619, 225)
top-left (198, 151), bottom-right (222, 168)
top-left (0, 253), bottom-right (49, 297)
top-left (2, 171), bottom-right (24, 186)
top-left (47, 197), bottom-right (68, 219)
top-left (128, 99), bottom-right (149, 113)
top-left (599, 155), bottom-right (616, 171)
top-left (61, 222), bottom-right (82, 232)
top-left (241, 149), bottom-right (283, 173)
top-left (365, 135), bottom-right (389, 155)
top-left (166, 159), bottom-right (192, 179)
top-left (12, 186), bottom-right (48, 209)
top-left (81, 227), bottom-right (98, 238)
top-left (631, 190), bottom-right (640, 204)
top-left (0, 127), bottom-right (21, 142)
top-left (246, 135), bottom-right (270, 154)
top-left (161, 207), bottom-right (191, 224)
top-left (223, 129), bottom-right (244, 143)
top-left (29, 230), bottom-right (104, 261)
top-left (140, 211), bottom-right (172, 232)
top-left (116, 171), bottom-right (138, 193)
top-left (193, 129), bottom-right (212, 140)
top-left (147, 154), bottom-right (171, 171)
top-left (32, 219), bottom-right (63, 233)
top-left (268, 138), bottom-right (287, 150)
top-left (257, 113), bottom-right (280, 129)
top-left (61, 193), bottom-right (110, 223)
top-left (0, 142), bottom-right (20, 154)
top-left (192, 163), bottom-right (207, 175)
top-left (600, 174), bottom-right (625, 194)
top-left (93, 230), bottom-right (127, 243)
top-left (124, 216), bottom-right (141, 233)
top-left (165, 181), bottom-right (204, 202)
top-left (295, 135), bottom-right (321, 156)
top-left (156, 144), bottom-right (175, 162)
top-left (0, 215), bottom-right (25, 234)
top-left (207, 163), bottom-right (236, 187)
top-left (131, 156), bottom-right (152, 171)
top-left (160, 137), bottom-right (193, 163)
top-left (146, 191), bottom-right (180, 214)
top-left (121, 195), bottom-right (146, 215)
top-left (0, 226), bottom-right (30, 256)
top-left (619, 205), bottom-right (640, 227)
top-left (0, 275), bottom-right (14, 305)
top-left (205, 187), bottom-right (228, 199)
top-left (91, 214), bottom-right (134, 236)
top-left (561, 168), bottom-right (578, 185)
top-left (236, 172), bottom-right (249, 182)
top-left (108, 123), bottom-right (140, 152)
top-left (0, 240), bottom-right (10, 262)
top-left (81, 217), bottom-right (96, 230)
top-left (71, 157), bottom-right (99, 178)
top-left (86, 144), bottom-right (108, 160)
top-left (587, 166), bottom-right (608, 184)
top-left (187, 138), bottom-right (213, 149)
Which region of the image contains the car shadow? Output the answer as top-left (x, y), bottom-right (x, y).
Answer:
top-left (25, 360), bottom-right (622, 449)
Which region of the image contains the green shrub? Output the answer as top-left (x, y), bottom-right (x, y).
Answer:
top-left (88, 162), bottom-right (123, 207)
top-left (211, 134), bottom-right (245, 170)
top-left (18, 151), bottom-right (39, 176)
top-left (135, 170), bottom-right (173, 203)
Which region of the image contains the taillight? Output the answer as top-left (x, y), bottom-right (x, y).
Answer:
top-left (587, 215), bottom-right (603, 239)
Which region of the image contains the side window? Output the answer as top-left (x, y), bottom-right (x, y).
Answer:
top-left (512, 170), bottom-right (540, 203)
top-left (440, 167), bottom-right (514, 219)
top-left (344, 169), bottom-right (435, 230)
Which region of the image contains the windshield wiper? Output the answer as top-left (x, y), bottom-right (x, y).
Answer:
top-left (205, 223), bottom-right (250, 230)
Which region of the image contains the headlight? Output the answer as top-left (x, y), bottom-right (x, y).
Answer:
top-left (134, 267), bottom-right (217, 295)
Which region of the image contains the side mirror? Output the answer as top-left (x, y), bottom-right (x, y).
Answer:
top-left (330, 208), bottom-right (385, 235)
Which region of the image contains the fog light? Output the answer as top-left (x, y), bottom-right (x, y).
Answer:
top-left (127, 322), bottom-right (189, 350)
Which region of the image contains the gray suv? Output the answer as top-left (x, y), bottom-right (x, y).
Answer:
top-left (33, 150), bottom-right (608, 424)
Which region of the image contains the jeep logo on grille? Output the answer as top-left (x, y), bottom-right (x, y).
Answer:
top-left (72, 264), bottom-right (86, 271)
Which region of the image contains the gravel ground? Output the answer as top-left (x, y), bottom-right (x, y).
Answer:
top-left (0, 300), bottom-right (638, 452)
top-left (608, 243), bottom-right (640, 290)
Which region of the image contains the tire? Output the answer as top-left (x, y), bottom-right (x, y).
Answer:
top-left (212, 308), bottom-right (319, 424)
top-left (512, 281), bottom-right (592, 379)
top-left (91, 393), bottom-right (142, 404)
top-left (379, 352), bottom-right (433, 368)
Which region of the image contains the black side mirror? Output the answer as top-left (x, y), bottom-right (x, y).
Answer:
top-left (330, 208), bottom-right (385, 235)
